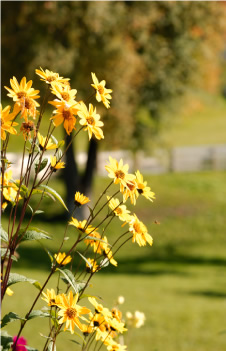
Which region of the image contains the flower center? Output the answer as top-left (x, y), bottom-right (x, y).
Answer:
top-left (62, 109), bottom-right (71, 120)
top-left (115, 207), bottom-right (122, 215)
top-left (66, 307), bottom-right (77, 319)
top-left (17, 92), bottom-right (27, 99)
top-left (133, 222), bottom-right (142, 234)
top-left (138, 188), bottom-right (144, 194)
top-left (24, 97), bottom-right (34, 109)
top-left (98, 85), bottom-right (104, 94)
top-left (47, 75), bottom-right (58, 82)
top-left (115, 170), bottom-right (125, 180)
top-left (87, 116), bottom-right (95, 125)
top-left (61, 92), bottom-right (70, 101)
top-left (127, 182), bottom-right (136, 191)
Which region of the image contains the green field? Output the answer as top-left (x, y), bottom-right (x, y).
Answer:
top-left (2, 171), bottom-right (226, 351)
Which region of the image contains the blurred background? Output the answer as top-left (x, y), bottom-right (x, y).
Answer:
top-left (1, 1), bottom-right (226, 351)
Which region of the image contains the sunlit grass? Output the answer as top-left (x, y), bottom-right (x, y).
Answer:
top-left (2, 171), bottom-right (226, 350)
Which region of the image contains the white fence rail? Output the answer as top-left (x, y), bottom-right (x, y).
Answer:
top-left (6, 144), bottom-right (226, 179)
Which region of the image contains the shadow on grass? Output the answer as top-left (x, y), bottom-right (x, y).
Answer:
top-left (16, 245), bottom-right (226, 276)
top-left (188, 290), bottom-right (226, 299)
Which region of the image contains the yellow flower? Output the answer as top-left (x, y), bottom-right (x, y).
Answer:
top-left (88, 297), bottom-right (112, 319)
top-left (49, 100), bottom-right (79, 135)
top-left (122, 179), bottom-right (138, 205)
top-left (107, 317), bottom-right (127, 334)
top-left (57, 291), bottom-right (90, 334)
top-left (78, 102), bottom-right (104, 140)
top-left (107, 196), bottom-right (131, 223)
top-left (135, 170), bottom-right (155, 202)
top-left (4, 76), bottom-right (40, 103)
top-left (6, 287), bottom-right (14, 296)
top-left (91, 73), bottom-right (112, 109)
top-left (18, 96), bottom-right (39, 122)
top-left (111, 308), bottom-right (122, 322)
top-left (42, 288), bottom-right (61, 307)
top-left (37, 132), bottom-right (57, 151)
top-left (101, 236), bottom-right (117, 267)
top-left (50, 156), bottom-right (65, 171)
top-left (20, 121), bottom-right (36, 140)
top-left (86, 258), bottom-right (100, 273)
top-left (35, 67), bottom-right (70, 86)
top-left (126, 310), bottom-right (145, 328)
top-left (84, 231), bottom-right (104, 254)
top-left (51, 82), bottom-right (77, 104)
top-left (54, 252), bottom-right (72, 265)
top-left (107, 341), bottom-right (127, 351)
top-left (105, 157), bottom-right (135, 190)
top-left (129, 214), bottom-right (153, 247)
top-left (1, 169), bottom-right (22, 206)
top-left (69, 217), bottom-right (95, 234)
top-left (0, 104), bottom-right (19, 140)
top-left (74, 192), bottom-right (90, 207)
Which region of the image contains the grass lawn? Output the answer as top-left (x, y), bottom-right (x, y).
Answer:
top-left (1, 171), bottom-right (226, 351)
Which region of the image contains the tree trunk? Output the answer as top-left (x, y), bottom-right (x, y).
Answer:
top-left (64, 134), bottom-right (98, 218)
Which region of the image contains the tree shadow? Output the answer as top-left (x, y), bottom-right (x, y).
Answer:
top-left (15, 245), bottom-right (226, 276)
top-left (188, 290), bottom-right (226, 299)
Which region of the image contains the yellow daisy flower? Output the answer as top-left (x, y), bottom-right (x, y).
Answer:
top-left (105, 157), bottom-right (135, 190)
top-left (35, 67), bottom-right (70, 86)
top-left (77, 102), bottom-right (104, 140)
top-left (69, 217), bottom-right (95, 234)
top-left (107, 196), bottom-right (131, 223)
top-left (18, 96), bottom-right (39, 122)
top-left (57, 291), bottom-right (90, 334)
top-left (91, 72), bottom-right (112, 109)
top-left (129, 214), bottom-right (153, 247)
top-left (88, 297), bottom-right (112, 319)
top-left (50, 156), bottom-right (65, 171)
top-left (20, 121), bottom-right (36, 140)
top-left (86, 258), bottom-right (100, 273)
top-left (0, 104), bottom-right (19, 140)
top-left (1, 169), bottom-right (22, 206)
top-left (111, 308), bottom-right (122, 322)
top-left (51, 82), bottom-right (77, 104)
top-left (42, 288), bottom-right (61, 307)
top-left (101, 236), bottom-right (117, 267)
top-left (49, 100), bottom-right (79, 135)
top-left (135, 170), bottom-right (155, 202)
top-left (122, 179), bottom-right (138, 205)
top-left (54, 252), bottom-right (72, 265)
top-left (107, 341), bottom-right (127, 351)
top-left (84, 231), bottom-right (104, 254)
top-left (37, 132), bottom-right (57, 151)
top-left (74, 191), bottom-right (90, 207)
top-left (4, 76), bottom-right (40, 103)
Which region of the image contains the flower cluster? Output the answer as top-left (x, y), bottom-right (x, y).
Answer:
top-left (1, 68), bottom-right (154, 351)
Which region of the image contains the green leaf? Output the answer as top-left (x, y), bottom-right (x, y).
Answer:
top-left (35, 158), bottom-right (48, 174)
top-left (77, 251), bottom-right (92, 269)
top-left (48, 341), bottom-right (56, 351)
top-left (1, 312), bottom-right (25, 328)
top-left (0, 331), bottom-right (13, 351)
top-left (7, 273), bottom-right (40, 290)
top-left (58, 269), bottom-right (86, 293)
top-left (17, 227), bottom-right (51, 242)
top-left (40, 185), bottom-right (68, 211)
top-left (0, 226), bottom-right (9, 243)
top-left (26, 347), bottom-right (39, 351)
top-left (99, 258), bottom-right (110, 268)
top-left (57, 140), bottom-right (65, 149)
top-left (58, 268), bottom-right (78, 293)
top-left (1, 248), bottom-right (18, 261)
top-left (34, 210), bottom-right (44, 215)
top-left (27, 310), bottom-right (50, 320)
